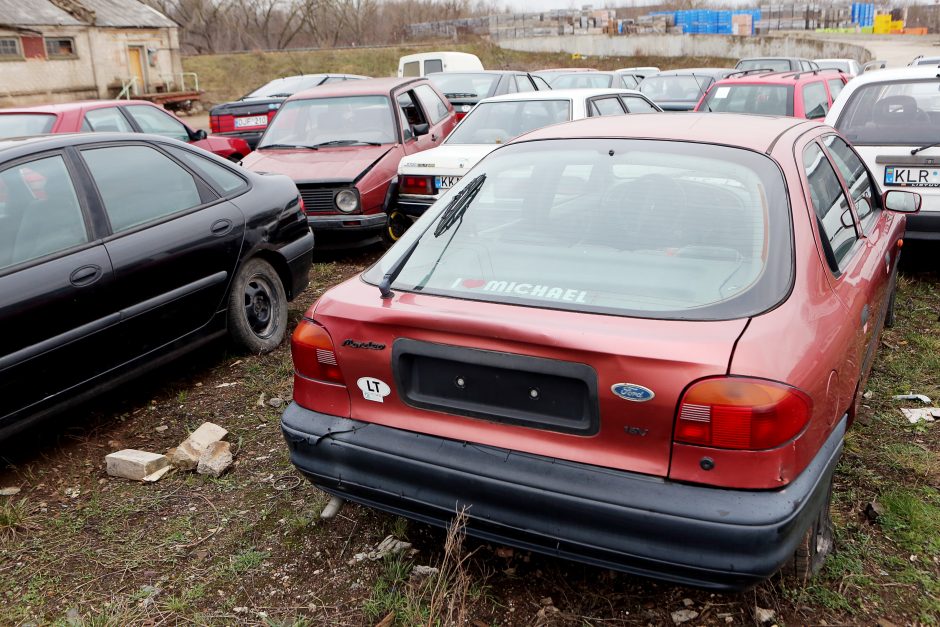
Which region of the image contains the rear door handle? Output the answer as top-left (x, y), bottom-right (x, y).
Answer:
top-left (210, 218), bottom-right (233, 236)
top-left (70, 264), bottom-right (102, 287)
top-left (431, 134), bottom-right (438, 142)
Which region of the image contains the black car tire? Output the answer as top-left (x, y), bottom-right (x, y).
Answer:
top-left (227, 258), bottom-right (288, 354)
top-left (382, 210), bottom-right (411, 245)
top-left (785, 480), bottom-right (834, 584)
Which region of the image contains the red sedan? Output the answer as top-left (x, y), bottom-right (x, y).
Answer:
top-left (280, 113), bottom-right (919, 589)
top-left (0, 100), bottom-right (250, 161)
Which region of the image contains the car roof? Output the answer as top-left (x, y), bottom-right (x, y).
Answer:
top-left (287, 77), bottom-right (425, 101)
top-left (646, 68), bottom-right (732, 77)
top-left (841, 65), bottom-right (940, 86)
top-left (511, 112), bottom-right (813, 153)
top-left (399, 51), bottom-right (480, 62)
top-left (481, 88), bottom-right (646, 103)
top-left (0, 99), bottom-right (154, 114)
top-left (715, 69), bottom-right (844, 84)
top-left (0, 131), bottom-right (185, 158)
top-left (738, 56), bottom-right (807, 62)
top-left (426, 70), bottom-right (524, 76)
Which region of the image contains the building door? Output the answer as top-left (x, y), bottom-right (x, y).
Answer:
top-left (127, 46), bottom-right (146, 94)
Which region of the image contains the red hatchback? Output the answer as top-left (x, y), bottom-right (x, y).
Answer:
top-left (695, 69), bottom-right (850, 119)
top-left (0, 100), bottom-right (250, 161)
top-left (281, 113), bottom-right (920, 589)
top-left (241, 78), bottom-right (456, 239)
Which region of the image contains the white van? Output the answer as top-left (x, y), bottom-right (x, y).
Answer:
top-left (397, 51), bottom-right (484, 78)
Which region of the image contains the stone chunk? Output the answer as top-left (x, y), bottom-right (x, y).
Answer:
top-left (197, 441), bottom-right (233, 477)
top-left (168, 422), bottom-right (228, 470)
top-left (106, 449), bottom-right (169, 481)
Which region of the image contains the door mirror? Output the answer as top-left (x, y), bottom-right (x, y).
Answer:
top-left (883, 189), bottom-right (922, 213)
top-left (191, 128), bottom-right (208, 141)
top-left (413, 123), bottom-right (430, 137)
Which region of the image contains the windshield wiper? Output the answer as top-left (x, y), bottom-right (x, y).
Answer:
top-left (258, 143), bottom-right (318, 150)
top-left (310, 139), bottom-right (382, 148)
top-left (444, 92), bottom-right (478, 98)
top-left (377, 174), bottom-right (486, 299)
top-left (911, 141), bottom-right (940, 155)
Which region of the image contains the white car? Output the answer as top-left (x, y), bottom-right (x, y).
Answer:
top-left (814, 58), bottom-right (861, 76)
top-left (826, 66), bottom-right (940, 240)
top-left (397, 52), bottom-right (484, 78)
top-left (390, 89), bottom-right (661, 240)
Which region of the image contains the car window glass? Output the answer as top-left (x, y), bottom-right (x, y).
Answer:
top-left (622, 96), bottom-right (658, 113)
top-left (83, 145), bottom-right (203, 233)
top-left (1, 155), bottom-right (88, 270)
top-left (823, 135), bottom-right (878, 233)
top-left (703, 84), bottom-right (793, 116)
top-left (414, 84), bottom-right (449, 124)
top-left (84, 107), bottom-right (134, 133)
top-left (591, 97), bottom-right (626, 117)
top-left (322, 76), bottom-right (345, 84)
top-left (445, 99), bottom-right (570, 145)
top-left (827, 79), bottom-right (844, 101)
top-left (124, 105), bottom-right (190, 142)
top-left (619, 74), bottom-right (639, 88)
top-left (552, 74), bottom-right (613, 89)
top-left (836, 78), bottom-right (940, 145)
top-left (803, 143), bottom-right (858, 273)
top-left (514, 75), bottom-right (536, 93)
top-left (164, 145), bottom-right (247, 194)
top-left (424, 59), bottom-right (443, 74)
top-left (532, 75), bottom-right (551, 90)
top-left (803, 82), bottom-right (830, 119)
top-left (402, 61), bottom-right (419, 77)
top-left (397, 91), bottom-right (428, 136)
top-left (0, 114), bottom-right (57, 139)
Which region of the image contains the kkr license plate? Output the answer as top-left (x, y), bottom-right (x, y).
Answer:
top-left (234, 115), bottom-right (268, 129)
top-left (435, 175), bottom-right (461, 190)
top-left (884, 165), bottom-right (940, 187)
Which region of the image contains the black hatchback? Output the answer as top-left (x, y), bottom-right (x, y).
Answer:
top-left (0, 133), bottom-right (313, 437)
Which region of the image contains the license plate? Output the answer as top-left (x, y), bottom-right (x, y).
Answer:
top-left (234, 115), bottom-right (268, 129)
top-left (435, 175), bottom-right (461, 190)
top-left (884, 165), bottom-right (940, 187)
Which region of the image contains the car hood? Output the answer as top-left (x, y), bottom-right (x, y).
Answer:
top-left (398, 144), bottom-right (496, 176)
top-left (242, 144), bottom-right (394, 183)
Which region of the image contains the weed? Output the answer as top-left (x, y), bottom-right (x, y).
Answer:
top-left (879, 487), bottom-right (940, 555)
top-left (229, 548), bottom-right (270, 574)
top-left (0, 498), bottom-right (36, 541)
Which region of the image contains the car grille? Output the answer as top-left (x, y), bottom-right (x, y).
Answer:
top-left (297, 186), bottom-right (338, 214)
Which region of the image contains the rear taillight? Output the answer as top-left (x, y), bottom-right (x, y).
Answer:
top-left (400, 175), bottom-right (435, 195)
top-left (210, 115), bottom-right (220, 133)
top-left (675, 377), bottom-right (811, 450)
top-left (298, 197), bottom-right (306, 215)
top-left (454, 112), bottom-right (467, 121)
top-left (292, 318), bottom-right (344, 384)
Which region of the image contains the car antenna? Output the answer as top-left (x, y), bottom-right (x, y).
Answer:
top-left (692, 73), bottom-right (712, 112)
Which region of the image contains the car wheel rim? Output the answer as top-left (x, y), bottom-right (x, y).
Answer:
top-left (388, 212), bottom-right (409, 241)
top-left (244, 274), bottom-right (277, 338)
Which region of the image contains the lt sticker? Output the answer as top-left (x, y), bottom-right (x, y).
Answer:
top-left (357, 377), bottom-right (391, 403)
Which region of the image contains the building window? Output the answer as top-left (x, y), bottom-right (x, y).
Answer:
top-left (45, 37), bottom-right (75, 58)
top-left (0, 38), bottom-right (21, 58)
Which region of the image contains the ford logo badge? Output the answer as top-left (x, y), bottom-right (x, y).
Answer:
top-left (611, 383), bottom-right (655, 402)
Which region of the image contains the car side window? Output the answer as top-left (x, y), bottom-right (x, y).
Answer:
top-left (414, 84), bottom-right (449, 124)
top-left (514, 75), bottom-right (536, 93)
top-left (123, 105), bottom-right (190, 142)
top-left (397, 91), bottom-right (428, 138)
top-left (590, 97), bottom-right (626, 117)
top-left (532, 75), bottom-right (551, 90)
top-left (620, 74), bottom-right (639, 89)
top-left (83, 145), bottom-right (204, 233)
top-left (622, 96), bottom-right (657, 113)
top-left (803, 82), bottom-right (829, 119)
top-left (827, 78), bottom-right (844, 102)
top-left (1, 155), bottom-right (88, 271)
top-left (402, 61), bottom-right (419, 77)
top-left (164, 145), bottom-right (248, 195)
top-left (803, 143), bottom-right (859, 274)
top-left (424, 59), bottom-right (443, 74)
top-left (322, 77), bottom-right (345, 84)
top-left (84, 107), bottom-right (134, 133)
top-left (823, 135), bottom-right (879, 234)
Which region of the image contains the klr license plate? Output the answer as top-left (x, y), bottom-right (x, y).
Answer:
top-left (885, 165), bottom-right (940, 187)
top-left (234, 115), bottom-right (268, 129)
top-left (435, 175), bottom-right (461, 190)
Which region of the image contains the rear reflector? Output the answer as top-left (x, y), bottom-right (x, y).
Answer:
top-left (675, 377), bottom-right (811, 450)
top-left (400, 175), bottom-right (435, 195)
top-left (292, 318), bottom-right (344, 384)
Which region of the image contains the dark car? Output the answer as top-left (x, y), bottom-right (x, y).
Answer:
top-left (427, 71), bottom-right (551, 120)
top-left (735, 57), bottom-right (820, 72)
top-left (209, 74), bottom-right (369, 149)
top-left (0, 133), bottom-right (313, 438)
top-left (241, 77), bottom-right (457, 244)
top-left (638, 68), bottom-right (735, 111)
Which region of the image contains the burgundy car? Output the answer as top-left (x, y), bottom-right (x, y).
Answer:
top-left (0, 100), bottom-right (250, 162)
top-left (281, 113), bottom-right (920, 589)
top-left (241, 78), bottom-right (456, 240)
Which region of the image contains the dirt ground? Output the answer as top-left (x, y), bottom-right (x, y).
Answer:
top-left (1, 245), bottom-right (938, 626)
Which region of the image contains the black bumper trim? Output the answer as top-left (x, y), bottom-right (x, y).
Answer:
top-left (281, 405), bottom-right (845, 591)
top-left (904, 212), bottom-right (940, 240)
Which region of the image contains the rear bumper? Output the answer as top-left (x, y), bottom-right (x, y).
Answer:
top-left (216, 131), bottom-right (263, 150)
top-left (904, 212), bottom-right (940, 240)
top-left (306, 213), bottom-right (386, 231)
top-left (396, 195), bottom-right (436, 217)
top-left (281, 405), bottom-right (845, 591)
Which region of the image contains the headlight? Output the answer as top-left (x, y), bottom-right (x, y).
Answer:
top-left (335, 189), bottom-right (359, 213)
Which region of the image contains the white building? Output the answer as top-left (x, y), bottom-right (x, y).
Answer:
top-left (0, 0), bottom-right (183, 106)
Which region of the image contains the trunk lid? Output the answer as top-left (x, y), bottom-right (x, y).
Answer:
top-left (314, 279), bottom-right (747, 477)
top-left (857, 145), bottom-right (940, 213)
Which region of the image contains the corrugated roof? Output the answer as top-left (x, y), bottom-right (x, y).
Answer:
top-left (0, 0), bottom-right (176, 29)
top-left (0, 0), bottom-right (84, 26)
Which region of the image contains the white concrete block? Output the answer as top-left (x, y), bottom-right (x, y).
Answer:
top-left (106, 449), bottom-right (169, 481)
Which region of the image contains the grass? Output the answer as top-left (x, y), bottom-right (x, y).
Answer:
top-left (0, 498), bottom-right (35, 541)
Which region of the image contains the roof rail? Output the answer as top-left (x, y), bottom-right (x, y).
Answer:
top-left (780, 67), bottom-right (845, 80)
top-left (726, 68), bottom-right (777, 78)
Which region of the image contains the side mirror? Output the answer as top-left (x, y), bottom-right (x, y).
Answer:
top-left (413, 123), bottom-right (430, 137)
top-left (883, 189), bottom-right (921, 213)
top-left (191, 128), bottom-right (208, 141)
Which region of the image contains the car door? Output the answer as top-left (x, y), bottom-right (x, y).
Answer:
top-left (396, 90), bottom-right (435, 155)
top-left (77, 140), bottom-right (246, 364)
top-left (0, 150), bottom-right (114, 427)
top-left (413, 83), bottom-right (456, 143)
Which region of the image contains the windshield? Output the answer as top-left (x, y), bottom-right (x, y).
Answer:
top-left (551, 73), bottom-right (614, 89)
top-left (259, 95), bottom-right (396, 147)
top-left (639, 76), bottom-right (710, 102)
top-left (0, 114), bottom-right (57, 138)
top-left (736, 59), bottom-right (792, 72)
top-left (835, 79), bottom-right (940, 145)
top-left (428, 73), bottom-right (500, 99)
top-left (445, 100), bottom-right (570, 145)
top-left (244, 76), bottom-right (326, 99)
top-left (364, 139), bottom-right (792, 320)
top-left (702, 84), bottom-right (793, 115)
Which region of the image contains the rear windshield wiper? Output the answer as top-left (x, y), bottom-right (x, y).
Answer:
top-left (444, 92), bottom-right (478, 98)
top-left (911, 140), bottom-right (940, 155)
top-left (310, 140), bottom-right (382, 148)
top-left (378, 174), bottom-right (486, 299)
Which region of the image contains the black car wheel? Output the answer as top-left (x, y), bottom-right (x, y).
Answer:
top-left (227, 258), bottom-right (288, 353)
top-left (382, 210), bottom-right (411, 245)
top-left (785, 480), bottom-right (834, 584)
